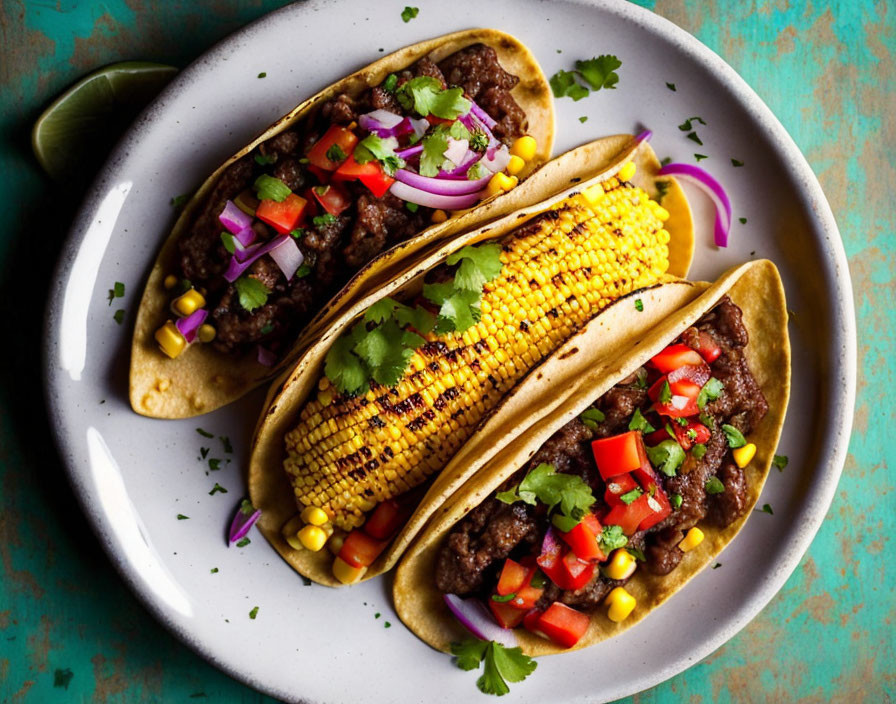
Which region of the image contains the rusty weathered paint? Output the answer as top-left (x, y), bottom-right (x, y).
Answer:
top-left (0, 0), bottom-right (893, 702)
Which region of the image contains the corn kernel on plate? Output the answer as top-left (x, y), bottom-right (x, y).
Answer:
top-left (45, 1), bottom-right (853, 703)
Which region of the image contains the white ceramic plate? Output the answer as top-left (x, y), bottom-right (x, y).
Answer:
top-left (45, 1), bottom-right (855, 702)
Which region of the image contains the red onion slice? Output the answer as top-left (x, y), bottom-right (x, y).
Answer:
top-left (396, 143), bottom-right (423, 160)
top-left (635, 129), bottom-right (653, 144)
top-left (480, 144), bottom-right (510, 174)
top-left (658, 163), bottom-right (732, 247)
top-left (229, 500), bottom-right (262, 544)
top-left (541, 526), bottom-right (560, 556)
top-left (444, 137), bottom-right (469, 167)
top-left (443, 594), bottom-right (518, 647)
top-left (256, 345), bottom-right (277, 367)
top-left (394, 168), bottom-right (490, 196)
top-left (233, 224), bottom-right (256, 247)
top-left (440, 151), bottom-right (481, 179)
top-left (174, 308), bottom-right (207, 344)
top-left (469, 100), bottom-right (497, 130)
top-left (409, 117), bottom-right (429, 139)
top-left (388, 181), bottom-right (482, 210)
top-left (268, 236), bottom-right (304, 281)
top-left (219, 200), bottom-right (252, 234)
top-left (224, 235), bottom-right (292, 282)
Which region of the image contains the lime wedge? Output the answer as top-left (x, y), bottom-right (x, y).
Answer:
top-left (32, 61), bottom-right (178, 181)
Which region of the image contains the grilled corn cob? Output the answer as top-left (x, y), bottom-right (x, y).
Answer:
top-left (284, 174), bottom-right (672, 530)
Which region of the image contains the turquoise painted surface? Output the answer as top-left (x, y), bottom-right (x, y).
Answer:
top-left (0, 0), bottom-right (892, 701)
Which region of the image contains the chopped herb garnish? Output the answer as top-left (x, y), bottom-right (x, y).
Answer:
top-left (397, 76), bottom-right (470, 119)
top-left (313, 213), bottom-right (338, 227)
top-left (257, 72), bottom-right (266, 79)
top-left (200, 447), bottom-right (210, 459)
top-left (467, 161), bottom-right (489, 180)
top-left (234, 276), bottom-right (270, 312)
top-left (579, 116), bottom-right (588, 123)
top-left (549, 70), bottom-right (589, 101)
top-left (170, 193), bottom-right (191, 209)
top-left (196, 428), bottom-right (214, 438)
top-left (635, 368), bottom-right (648, 389)
top-left (705, 476), bottom-right (725, 494)
top-left (674, 417), bottom-right (688, 427)
top-left (655, 180), bottom-right (670, 204)
top-left (773, 454), bottom-right (789, 471)
top-left (209, 483), bottom-right (227, 495)
top-left (384, 622), bottom-right (391, 628)
top-left (658, 379), bottom-right (672, 404)
top-left (260, 323), bottom-right (274, 335)
top-left (382, 73), bottom-right (398, 93)
top-left (210, 567), bottom-right (219, 574)
top-left (721, 423), bottom-right (746, 448)
top-left (634, 298), bottom-right (644, 312)
top-left (177, 514), bottom-right (190, 520)
top-left (239, 499), bottom-right (256, 515)
top-left (713, 563), bottom-right (722, 569)
top-left (628, 407), bottom-right (655, 433)
top-left (451, 638), bottom-right (537, 696)
top-left (626, 546), bottom-right (646, 561)
top-left (405, 201), bottom-right (419, 213)
top-left (469, 131), bottom-right (490, 152)
top-left (400, 5), bottom-right (419, 22)
top-left (290, 227), bottom-right (306, 239)
top-left (576, 55), bottom-right (622, 90)
top-left (739, 217), bottom-right (747, 224)
top-left (419, 129), bottom-right (450, 177)
top-left (496, 463), bottom-right (595, 530)
top-left (694, 153), bottom-right (708, 162)
top-left (236, 537), bottom-right (251, 547)
top-left (296, 264), bottom-right (312, 278)
top-left (619, 487), bottom-right (643, 505)
top-left (670, 493), bottom-right (683, 509)
top-left (731, 158), bottom-right (744, 167)
top-left (491, 593), bottom-right (516, 603)
top-left (699, 412), bottom-right (715, 429)
top-left (53, 668), bottom-right (74, 690)
top-left (249, 606), bottom-right (259, 619)
top-left (686, 131), bottom-right (703, 145)
top-left (107, 281), bottom-right (125, 305)
top-left (208, 458), bottom-right (221, 471)
top-left (580, 407), bottom-right (606, 430)
top-left (254, 153), bottom-right (276, 166)
top-left (666, 82), bottom-right (676, 91)
top-left (761, 503), bottom-right (774, 515)
top-left (697, 377), bottom-right (724, 409)
top-left (691, 443), bottom-right (707, 459)
top-left (599, 524), bottom-right (628, 553)
top-left (253, 174), bottom-right (291, 202)
top-left (678, 116), bottom-right (706, 131)
top-left (646, 439), bottom-right (685, 477)
top-left (326, 144), bottom-right (347, 162)
top-left (113, 309), bottom-right (125, 325)
top-left (375, 612), bottom-right (381, 618)
top-left (220, 232), bottom-right (236, 254)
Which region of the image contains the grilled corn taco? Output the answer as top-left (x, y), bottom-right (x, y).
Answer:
top-left (392, 259), bottom-right (790, 655)
top-left (248, 137), bottom-right (695, 587)
top-left (130, 29), bottom-right (558, 419)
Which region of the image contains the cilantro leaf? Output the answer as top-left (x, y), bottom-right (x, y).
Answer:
top-left (435, 289), bottom-right (481, 333)
top-left (646, 439), bottom-right (685, 476)
top-left (496, 463), bottom-right (595, 526)
top-left (666, 82), bottom-right (676, 91)
top-left (451, 638), bottom-right (489, 671)
top-left (448, 120), bottom-right (472, 141)
top-left (732, 158), bottom-right (745, 167)
top-left (420, 129), bottom-right (450, 177)
top-left (599, 524), bottom-right (628, 553)
top-left (705, 476), bottom-right (725, 494)
top-left (447, 243), bottom-right (503, 291)
top-left (170, 193), bottom-right (191, 209)
top-left (253, 174), bottom-right (291, 202)
top-left (234, 276), bottom-right (270, 312)
top-left (721, 423), bottom-right (746, 448)
top-left (697, 377), bottom-right (724, 408)
top-left (628, 408), bottom-right (655, 433)
top-left (692, 443), bottom-right (707, 459)
top-left (382, 73), bottom-right (398, 93)
top-left (761, 503), bottom-right (774, 515)
top-left (658, 379), bottom-right (672, 404)
top-left (240, 498), bottom-right (255, 515)
top-left (113, 309), bottom-right (125, 325)
top-left (619, 487), bottom-right (643, 505)
top-left (196, 428), bottom-right (214, 438)
top-left (249, 606), bottom-right (259, 619)
top-left (549, 69), bottom-right (589, 101)
top-left (254, 153), bottom-right (276, 166)
top-left (678, 116), bottom-right (707, 131)
top-left (220, 231), bottom-right (236, 254)
top-left (364, 297), bottom-right (400, 325)
top-left (393, 303), bottom-right (436, 334)
top-left (236, 537), bottom-right (251, 547)
top-left (479, 645), bottom-right (510, 696)
top-left (209, 483), bottom-right (227, 495)
top-left (400, 6), bottom-right (419, 22)
top-left (773, 454), bottom-right (789, 471)
top-left (422, 281), bottom-right (456, 307)
top-left (398, 76), bottom-right (471, 119)
top-left (326, 143), bottom-right (347, 163)
top-left (491, 643), bottom-right (536, 685)
top-left (634, 298), bottom-right (644, 312)
top-left (670, 493), bottom-right (683, 509)
top-left (694, 153), bottom-right (709, 162)
top-left (325, 329), bottom-right (370, 394)
top-left (354, 134), bottom-right (404, 175)
top-left (107, 281), bottom-right (125, 305)
top-left (451, 640), bottom-right (536, 697)
top-left (580, 407), bottom-right (605, 430)
top-left (575, 55), bottom-right (622, 91)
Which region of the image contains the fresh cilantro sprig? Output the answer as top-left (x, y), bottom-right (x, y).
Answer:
top-left (496, 463), bottom-right (595, 532)
top-left (254, 174), bottom-right (291, 202)
top-left (645, 439), bottom-right (685, 477)
top-left (599, 524), bottom-right (628, 554)
top-left (397, 76), bottom-right (471, 119)
top-left (628, 408), bottom-right (655, 433)
top-left (549, 55), bottom-right (622, 101)
top-left (234, 276), bottom-right (270, 312)
top-left (354, 134), bottom-right (405, 175)
top-left (450, 638), bottom-right (537, 696)
top-left (419, 122), bottom-right (473, 177)
top-left (580, 407), bottom-right (605, 430)
top-left (697, 377), bottom-right (724, 409)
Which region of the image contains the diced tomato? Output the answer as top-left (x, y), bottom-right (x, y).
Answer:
top-left (333, 154), bottom-right (395, 198)
top-left (536, 538), bottom-right (565, 586)
top-left (591, 431), bottom-right (645, 480)
top-left (695, 330), bottom-right (722, 363)
top-left (307, 125), bottom-right (358, 171)
top-left (496, 559), bottom-right (530, 596)
top-left (312, 184), bottom-right (352, 216)
top-left (671, 420), bottom-right (711, 451)
top-left (509, 581), bottom-right (544, 610)
top-left (255, 193), bottom-right (307, 234)
top-left (604, 473), bottom-right (639, 507)
top-left (638, 485), bottom-right (672, 531)
top-left (523, 608), bottom-right (545, 635)
top-left (534, 602), bottom-right (590, 648)
top-left (538, 540), bottom-right (593, 591)
top-left (644, 428), bottom-right (672, 446)
top-left (652, 378), bottom-right (702, 418)
top-left (562, 550), bottom-right (592, 581)
top-left (604, 494), bottom-right (655, 535)
top-left (362, 499), bottom-right (406, 539)
top-left (667, 362), bottom-right (711, 388)
top-left (489, 598), bottom-right (527, 629)
top-left (337, 530), bottom-right (387, 568)
top-left (301, 189), bottom-right (320, 217)
top-left (649, 344), bottom-right (705, 373)
top-left (558, 514), bottom-right (606, 562)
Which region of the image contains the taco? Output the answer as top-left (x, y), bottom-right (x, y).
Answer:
top-left (130, 29), bottom-right (557, 419)
top-left (248, 140), bottom-right (695, 587)
top-left (392, 259), bottom-right (790, 655)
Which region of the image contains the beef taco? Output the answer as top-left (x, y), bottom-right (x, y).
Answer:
top-left (248, 141), bottom-right (695, 587)
top-left (392, 259), bottom-right (789, 654)
top-left (130, 29), bottom-right (557, 419)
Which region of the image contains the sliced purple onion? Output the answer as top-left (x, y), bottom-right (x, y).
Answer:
top-left (396, 143), bottom-right (424, 160)
top-left (268, 236), bottom-right (304, 281)
top-left (440, 150), bottom-right (481, 179)
top-left (174, 308), bottom-right (207, 344)
top-left (229, 499), bottom-right (262, 544)
top-left (224, 235), bottom-right (291, 282)
top-left (635, 129), bottom-right (653, 144)
top-left (257, 345), bottom-right (277, 367)
top-left (469, 99), bottom-right (497, 130)
top-left (219, 200), bottom-right (252, 234)
top-left (443, 137), bottom-right (469, 168)
top-left (459, 111), bottom-right (496, 144)
top-left (394, 168), bottom-right (490, 196)
top-left (443, 594), bottom-right (518, 647)
top-left (359, 109), bottom-right (404, 131)
top-left (388, 181), bottom-right (482, 210)
top-left (658, 162), bottom-right (732, 247)
top-left (233, 224), bottom-right (257, 247)
top-left (480, 144), bottom-right (511, 174)
top-left (409, 117), bottom-right (429, 139)
top-left (541, 526), bottom-right (560, 556)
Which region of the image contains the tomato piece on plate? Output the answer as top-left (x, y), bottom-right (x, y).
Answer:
top-left (307, 124), bottom-right (358, 171)
top-left (558, 514), bottom-right (606, 562)
top-left (255, 193), bottom-right (307, 234)
top-left (604, 473), bottom-right (639, 506)
top-left (534, 602), bottom-right (590, 648)
top-left (496, 559), bottom-right (530, 596)
top-left (649, 343), bottom-right (705, 373)
top-left (312, 184), bottom-right (352, 216)
top-left (591, 431), bottom-right (645, 480)
top-left (337, 530), bottom-right (387, 568)
top-left (489, 598), bottom-right (527, 629)
top-left (362, 499), bottom-right (406, 539)
top-left (333, 154), bottom-right (395, 197)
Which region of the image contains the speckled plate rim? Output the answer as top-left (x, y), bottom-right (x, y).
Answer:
top-left (43, 1), bottom-right (855, 702)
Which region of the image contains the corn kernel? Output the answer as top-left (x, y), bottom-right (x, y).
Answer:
top-left (431, 209), bottom-right (448, 223)
top-left (510, 135), bottom-right (537, 161)
top-left (297, 525), bottom-right (327, 552)
top-left (506, 155), bottom-right (525, 175)
top-left (172, 288), bottom-right (206, 316)
top-left (327, 533), bottom-right (345, 555)
top-left (301, 506), bottom-right (329, 526)
top-left (605, 586), bottom-right (637, 622)
top-left (679, 527), bottom-right (705, 553)
top-left (617, 161), bottom-right (637, 182)
top-left (605, 549), bottom-right (638, 581)
top-left (333, 556), bottom-right (367, 584)
top-left (163, 274), bottom-right (178, 290)
top-left (154, 321), bottom-right (187, 358)
top-left (197, 324), bottom-right (216, 343)
top-left (732, 443), bottom-right (757, 468)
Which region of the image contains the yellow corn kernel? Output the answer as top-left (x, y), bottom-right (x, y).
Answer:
top-left (650, 202), bottom-right (671, 221)
top-left (301, 506), bottom-right (329, 526)
top-left (679, 527), bottom-right (705, 553)
top-left (297, 525), bottom-right (327, 552)
top-left (506, 155), bottom-right (525, 175)
top-left (617, 160), bottom-right (637, 182)
top-left (507, 175), bottom-right (519, 190)
top-left (154, 321), bottom-right (187, 358)
top-left (431, 209), bottom-right (448, 223)
top-left (333, 556), bottom-right (367, 584)
top-left (605, 586), bottom-right (637, 623)
top-left (510, 135), bottom-right (537, 161)
top-left (197, 324), bottom-right (216, 343)
top-left (732, 443), bottom-right (757, 468)
top-left (327, 532), bottom-right (345, 555)
top-left (163, 274), bottom-right (178, 290)
top-left (487, 172), bottom-right (515, 196)
top-left (281, 515), bottom-right (305, 550)
top-left (172, 288), bottom-right (206, 316)
top-left (605, 549), bottom-right (638, 581)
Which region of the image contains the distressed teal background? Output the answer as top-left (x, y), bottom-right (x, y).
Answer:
top-left (1, 0), bottom-right (892, 701)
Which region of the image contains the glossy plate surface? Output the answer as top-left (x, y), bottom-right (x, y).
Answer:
top-left (45, 1), bottom-right (854, 701)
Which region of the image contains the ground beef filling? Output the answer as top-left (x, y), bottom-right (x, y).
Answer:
top-left (175, 44), bottom-right (527, 355)
top-left (435, 297), bottom-right (769, 611)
